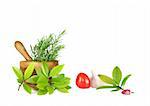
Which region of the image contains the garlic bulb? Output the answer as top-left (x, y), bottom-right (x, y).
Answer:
top-left (90, 70), bottom-right (105, 88)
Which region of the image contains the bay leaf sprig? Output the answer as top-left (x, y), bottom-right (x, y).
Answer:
top-left (97, 66), bottom-right (132, 94)
top-left (35, 62), bottom-right (71, 95)
top-left (12, 63), bottom-right (35, 94)
top-left (12, 62), bottom-right (71, 95)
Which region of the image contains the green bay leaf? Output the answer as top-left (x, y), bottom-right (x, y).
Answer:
top-left (24, 63), bottom-right (35, 80)
top-left (41, 62), bottom-right (49, 77)
top-left (57, 88), bottom-right (69, 93)
top-left (26, 75), bottom-right (39, 84)
top-left (47, 86), bottom-right (55, 94)
top-left (37, 75), bottom-right (48, 84)
top-left (121, 74), bottom-right (131, 87)
top-left (37, 90), bottom-right (48, 95)
top-left (12, 66), bottom-right (23, 82)
top-left (112, 66), bottom-right (122, 85)
top-left (49, 64), bottom-right (64, 77)
top-left (98, 74), bottom-right (116, 85)
top-left (23, 83), bottom-right (32, 94)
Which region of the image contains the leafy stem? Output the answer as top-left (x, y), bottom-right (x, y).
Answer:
top-left (18, 83), bottom-right (23, 91)
top-left (116, 86), bottom-right (124, 90)
top-left (13, 62), bottom-right (71, 95)
top-left (97, 66), bottom-right (132, 93)
top-left (30, 30), bottom-right (65, 61)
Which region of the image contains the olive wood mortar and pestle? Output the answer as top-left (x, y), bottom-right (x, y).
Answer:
top-left (14, 41), bottom-right (58, 74)
top-left (14, 41), bottom-right (58, 89)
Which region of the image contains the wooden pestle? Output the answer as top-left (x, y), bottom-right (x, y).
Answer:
top-left (15, 41), bottom-right (32, 61)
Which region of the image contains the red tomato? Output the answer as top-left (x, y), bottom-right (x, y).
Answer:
top-left (76, 73), bottom-right (90, 88)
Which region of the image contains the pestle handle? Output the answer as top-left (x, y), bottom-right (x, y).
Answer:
top-left (15, 41), bottom-right (32, 61)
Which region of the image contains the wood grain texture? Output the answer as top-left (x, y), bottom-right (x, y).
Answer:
top-left (15, 41), bottom-right (32, 61)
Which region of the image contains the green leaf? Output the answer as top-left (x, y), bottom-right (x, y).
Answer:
top-left (37, 75), bottom-right (48, 84)
top-left (24, 63), bottom-right (35, 80)
top-left (26, 75), bottom-right (39, 84)
top-left (35, 67), bottom-right (43, 76)
top-left (57, 88), bottom-right (69, 93)
top-left (41, 62), bottom-right (49, 77)
top-left (53, 80), bottom-right (70, 89)
top-left (96, 86), bottom-right (117, 90)
top-left (37, 90), bottom-right (48, 95)
top-left (47, 86), bottom-right (55, 94)
top-left (36, 83), bottom-right (48, 90)
top-left (53, 77), bottom-right (70, 89)
top-left (51, 74), bottom-right (66, 83)
top-left (112, 66), bottom-right (122, 84)
top-left (51, 76), bottom-right (70, 83)
top-left (98, 74), bottom-right (116, 85)
top-left (12, 66), bottom-right (23, 82)
top-left (23, 83), bottom-right (32, 94)
top-left (51, 77), bottom-right (62, 83)
top-left (121, 74), bottom-right (131, 87)
top-left (49, 64), bottom-right (64, 77)
top-left (36, 76), bottom-right (48, 90)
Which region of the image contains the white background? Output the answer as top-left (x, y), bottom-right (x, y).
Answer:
top-left (0, 0), bottom-right (150, 106)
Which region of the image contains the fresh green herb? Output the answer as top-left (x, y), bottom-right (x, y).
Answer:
top-left (35, 63), bottom-right (71, 95)
top-left (121, 74), bottom-right (131, 88)
top-left (98, 75), bottom-right (116, 85)
top-left (12, 67), bottom-right (23, 82)
top-left (12, 62), bottom-right (71, 95)
top-left (97, 66), bottom-right (132, 94)
top-left (30, 30), bottom-right (65, 61)
top-left (24, 63), bottom-right (35, 80)
top-left (12, 63), bottom-right (35, 93)
top-left (112, 66), bottom-right (122, 84)
top-left (49, 64), bottom-right (64, 77)
top-left (23, 83), bottom-right (32, 94)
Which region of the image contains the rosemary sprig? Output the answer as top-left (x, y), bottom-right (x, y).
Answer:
top-left (30, 30), bottom-right (65, 61)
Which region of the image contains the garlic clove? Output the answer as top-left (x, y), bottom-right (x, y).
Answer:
top-left (90, 70), bottom-right (105, 88)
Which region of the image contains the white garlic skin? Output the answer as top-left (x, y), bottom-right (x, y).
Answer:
top-left (90, 70), bottom-right (105, 88)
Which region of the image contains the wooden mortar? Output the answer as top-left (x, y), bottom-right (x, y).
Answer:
top-left (20, 60), bottom-right (58, 73)
top-left (15, 41), bottom-right (58, 89)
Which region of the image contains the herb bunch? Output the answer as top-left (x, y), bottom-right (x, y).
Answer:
top-left (12, 63), bottom-right (71, 95)
top-left (97, 66), bottom-right (133, 95)
top-left (30, 30), bottom-right (65, 61)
